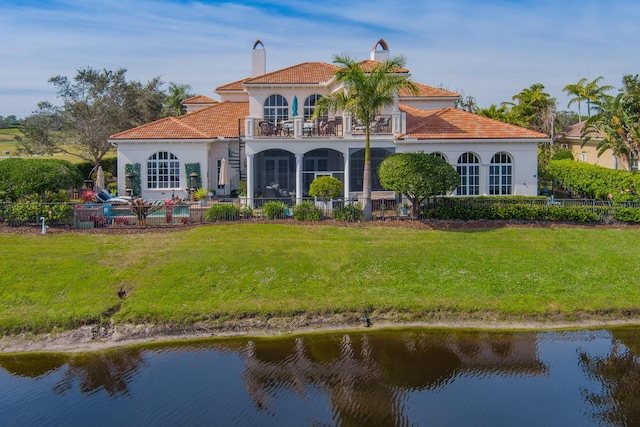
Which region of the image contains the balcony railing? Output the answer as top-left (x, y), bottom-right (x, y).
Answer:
top-left (255, 117), bottom-right (344, 138)
top-left (352, 114), bottom-right (392, 135)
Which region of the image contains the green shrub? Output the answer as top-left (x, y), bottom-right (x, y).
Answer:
top-left (613, 208), bottom-right (640, 223)
top-left (423, 199), bottom-right (602, 223)
top-left (548, 159), bottom-right (640, 201)
top-left (263, 201), bottom-right (287, 219)
top-left (333, 202), bottom-right (364, 221)
top-left (293, 201), bottom-right (323, 221)
top-left (76, 157), bottom-right (118, 179)
top-left (0, 158), bottom-right (83, 202)
top-left (309, 176), bottom-right (343, 200)
top-left (551, 150), bottom-right (574, 161)
top-left (205, 203), bottom-right (241, 221)
top-left (107, 182), bottom-right (118, 195)
top-left (240, 206), bottom-right (253, 219)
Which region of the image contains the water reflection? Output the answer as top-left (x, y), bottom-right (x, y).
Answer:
top-left (2, 328), bottom-right (640, 425)
top-left (0, 348), bottom-right (146, 397)
top-left (242, 331), bottom-right (546, 425)
top-left (580, 328), bottom-right (640, 426)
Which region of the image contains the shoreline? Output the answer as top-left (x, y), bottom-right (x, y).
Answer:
top-left (3, 313), bottom-right (640, 355)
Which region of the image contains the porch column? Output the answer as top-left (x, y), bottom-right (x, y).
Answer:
top-left (343, 150), bottom-right (350, 201)
top-left (247, 154), bottom-right (255, 207)
top-left (295, 153), bottom-right (303, 205)
top-left (480, 162), bottom-right (488, 196)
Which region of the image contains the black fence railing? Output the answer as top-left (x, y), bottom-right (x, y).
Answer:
top-left (4, 197), bottom-right (640, 230)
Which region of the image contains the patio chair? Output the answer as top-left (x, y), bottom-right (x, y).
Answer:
top-left (259, 121), bottom-right (274, 136)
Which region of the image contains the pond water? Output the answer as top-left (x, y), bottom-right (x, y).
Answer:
top-left (1, 327), bottom-right (639, 426)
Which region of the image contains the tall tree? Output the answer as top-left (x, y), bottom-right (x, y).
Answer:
top-left (563, 77), bottom-right (588, 121)
top-left (585, 76), bottom-right (614, 117)
top-left (477, 104), bottom-right (522, 126)
top-left (162, 82), bottom-right (195, 117)
top-left (506, 83), bottom-right (556, 134)
top-left (15, 67), bottom-right (165, 167)
top-left (313, 55), bottom-right (418, 219)
top-left (378, 152), bottom-right (459, 218)
top-left (584, 74), bottom-right (640, 170)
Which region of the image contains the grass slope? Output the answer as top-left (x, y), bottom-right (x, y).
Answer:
top-left (2, 224), bottom-right (640, 334)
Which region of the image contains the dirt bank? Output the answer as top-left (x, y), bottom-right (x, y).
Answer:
top-left (3, 311), bottom-right (640, 355)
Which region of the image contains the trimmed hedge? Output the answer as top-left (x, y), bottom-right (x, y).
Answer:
top-left (548, 159), bottom-right (640, 201)
top-left (424, 204), bottom-right (600, 222)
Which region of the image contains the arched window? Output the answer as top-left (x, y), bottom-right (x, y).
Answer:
top-left (430, 152), bottom-right (448, 162)
top-left (304, 94), bottom-right (325, 121)
top-left (456, 152), bottom-right (480, 196)
top-left (263, 94), bottom-right (289, 124)
top-left (147, 151), bottom-right (180, 189)
top-left (489, 152), bottom-right (513, 195)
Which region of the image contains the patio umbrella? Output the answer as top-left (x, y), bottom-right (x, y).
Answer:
top-left (292, 95), bottom-right (298, 117)
top-left (219, 158), bottom-right (230, 195)
top-left (95, 165), bottom-right (105, 192)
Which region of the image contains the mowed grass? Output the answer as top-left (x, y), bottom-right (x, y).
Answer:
top-left (2, 223), bottom-right (640, 334)
top-left (0, 128), bottom-right (20, 156)
top-left (0, 129), bottom-right (115, 161)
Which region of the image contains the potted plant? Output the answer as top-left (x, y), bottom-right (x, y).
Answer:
top-left (400, 203), bottom-right (409, 216)
top-left (192, 188), bottom-right (209, 205)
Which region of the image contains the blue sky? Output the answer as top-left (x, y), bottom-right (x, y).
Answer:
top-left (1, 0), bottom-right (638, 118)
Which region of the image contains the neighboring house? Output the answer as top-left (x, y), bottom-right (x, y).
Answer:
top-left (109, 39), bottom-right (548, 204)
top-left (181, 95), bottom-right (218, 114)
top-left (557, 121), bottom-right (634, 170)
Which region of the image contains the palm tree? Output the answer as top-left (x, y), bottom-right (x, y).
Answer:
top-left (507, 83), bottom-right (556, 134)
top-left (313, 55), bottom-right (418, 219)
top-left (162, 82), bottom-right (195, 117)
top-left (563, 77), bottom-right (588, 121)
top-left (583, 75), bottom-right (640, 170)
top-left (585, 76), bottom-right (614, 118)
top-left (564, 77), bottom-right (613, 121)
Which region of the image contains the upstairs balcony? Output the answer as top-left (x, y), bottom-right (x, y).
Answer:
top-left (250, 114), bottom-right (395, 139)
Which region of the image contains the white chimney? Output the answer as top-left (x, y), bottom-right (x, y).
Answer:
top-left (252, 40), bottom-right (266, 77)
top-left (370, 39), bottom-right (390, 62)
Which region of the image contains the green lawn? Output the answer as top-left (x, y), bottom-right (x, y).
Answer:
top-left (1, 223), bottom-right (640, 334)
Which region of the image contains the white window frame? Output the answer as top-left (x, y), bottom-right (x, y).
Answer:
top-left (147, 151), bottom-right (180, 189)
top-left (489, 152), bottom-right (513, 195)
top-left (456, 152), bottom-right (480, 196)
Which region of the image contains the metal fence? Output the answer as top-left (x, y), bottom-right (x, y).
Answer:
top-left (3, 196), bottom-right (640, 230)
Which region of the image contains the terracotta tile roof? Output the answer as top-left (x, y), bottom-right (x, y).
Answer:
top-left (559, 120), bottom-right (606, 139)
top-left (179, 101), bottom-right (249, 138)
top-left (244, 62), bottom-right (340, 85)
top-left (358, 59), bottom-right (409, 73)
top-left (216, 77), bottom-right (251, 92)
top-left (110, 101), bottom-right (249, 140)
top-left (400, 83), bottom-right (460, 98)
top-left (182, 95), bottom-right (218, 104)
top-left (400, 104), bottom-right (548, 140)
top-left (109, 117), bottom-right (212, 140)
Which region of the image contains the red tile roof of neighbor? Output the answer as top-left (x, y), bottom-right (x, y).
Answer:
top-left (560, 121), bottom-right (606, 139)
top-left (110, 102), bottom-right (249, 140)
top-left (400, 104), bottom-right (548, 140)
top-left (182, 95), bottom-right (218, 104)
top-left (400, 83), bottom-right (459, 98)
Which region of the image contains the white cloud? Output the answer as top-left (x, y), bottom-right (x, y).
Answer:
top-left (1, 0), bottom-right (637, 117)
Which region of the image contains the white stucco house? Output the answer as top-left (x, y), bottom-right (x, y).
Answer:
top-left (109, 39), bottom-right (548, 205)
